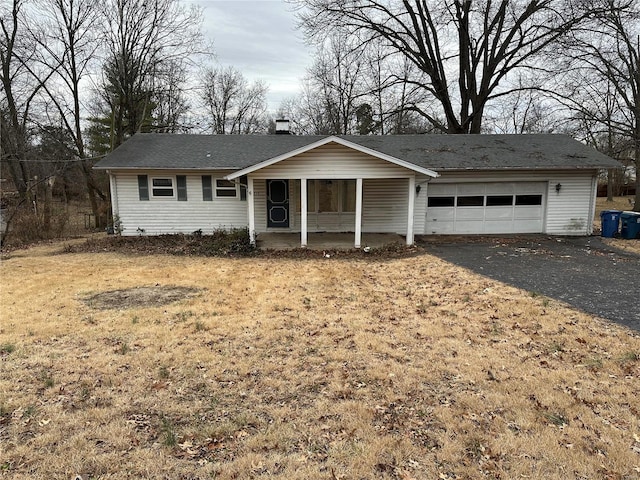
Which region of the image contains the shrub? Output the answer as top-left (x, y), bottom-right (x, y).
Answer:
top-left (2, 203), bottom-right (70, 247)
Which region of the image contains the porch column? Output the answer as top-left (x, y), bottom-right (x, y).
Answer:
top-left (406, 176), bottom-right (415, 245)
top-left (247, 176), bottom-right (256, 245)
top-left (355, 177), bottom-right (363, 248)
top-left (301, 178), bottom-right (308, 247)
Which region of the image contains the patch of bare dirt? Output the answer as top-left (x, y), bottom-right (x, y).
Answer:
top-left (83, 285), bottom-right (204, 310)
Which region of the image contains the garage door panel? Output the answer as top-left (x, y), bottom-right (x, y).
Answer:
top-left (428, 184), bottom-right (456, 195)
top-left (455, 207), bottom-right (484, 220)
top-left (426, 182), bottom-right (546, 234)
top-left (517, 183), bottom-right (547, 194)
top-left (485, 207), bottom-right (513, 220)
top-left (514, 219), bottom-right (543, 232)
top-left (514, 206), bottom-right (543, 220)
top-left (454, 220), bottom-right (485, 233)
top-left (486, 183), bottom-right (514, 194)
top-left (457, 183), bottom-right (485, 195)
top-left (484, 220), bottom-right (514, 233)
top-left (427, 220), bottom-right (455, 233)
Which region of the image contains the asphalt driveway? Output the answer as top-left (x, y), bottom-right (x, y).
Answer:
top-left (420, 236), bottom-right (640, 331)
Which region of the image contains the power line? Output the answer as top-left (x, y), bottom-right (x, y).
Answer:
top-left (0, 154), bottom-right (107, 163)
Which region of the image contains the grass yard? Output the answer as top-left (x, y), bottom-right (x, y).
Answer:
top-left (1, 242), bottom-right (639, 479)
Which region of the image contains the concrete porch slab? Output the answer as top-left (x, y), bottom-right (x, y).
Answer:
top-left (256, 232), bottom-right (405, 250)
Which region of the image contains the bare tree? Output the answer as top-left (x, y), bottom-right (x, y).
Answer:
top-left (310, 33), bottom-right (367, 134)
top-left (294, 0), bottom-right (608, 134)
top-left (483, 76), bottom-right (564, 135)
top-left (558, 0), bottom-right (640, 210)
top-left (153, 59), bottom-right (191, 133)
top-left (29, 0), bottom-right (108, 226)
top-left (200, 66), bottom-right (268, 134)
top-left (287, 33), bottom-right (368, 135)
top-left (0, 0), bottom-right (51, 199)
top-left (100, 0), bottom-right (204, 147)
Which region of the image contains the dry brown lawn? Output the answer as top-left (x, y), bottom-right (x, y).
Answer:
top-left (1, 241), bottom-right (639, 480)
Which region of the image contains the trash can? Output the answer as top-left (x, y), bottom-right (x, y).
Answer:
top-left (620, 211), bottom-right (640, 239)
top-left (600, 210), bottom-right (622, 238)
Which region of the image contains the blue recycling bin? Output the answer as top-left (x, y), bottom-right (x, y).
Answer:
top-left (620, 211), bottom-right (640, 239)
top-left (600, 210), bottom-right (622, 237)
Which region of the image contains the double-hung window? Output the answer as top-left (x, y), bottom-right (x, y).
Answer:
top-left (151, 177), bottom-right (174, 197)
top-left (137, 175), bottom-right (186, 200)
top-left (215, 179), bottom-right (238, 198)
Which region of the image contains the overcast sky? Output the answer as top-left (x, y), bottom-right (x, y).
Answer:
top-left (190, 0), bottom-right (314, 113)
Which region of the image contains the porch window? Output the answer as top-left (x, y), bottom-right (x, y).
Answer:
top-left (318, 180), bottom-right (339, 212)
top-left (342, 180), bottom-right (356, 212)
top-left (215, 179), bottom-right (238, 198)
top-left (295, 180), bottom-right (355, 213)
top-left (295, 180), bottom-right (315, 213)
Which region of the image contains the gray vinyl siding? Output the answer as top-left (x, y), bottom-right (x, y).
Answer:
top-left (250, 143), bottom-right (413, 179)
top-left (112, 171), bottom-right (247, 236)
top-left (425, 170), bottom-right (598, 235)
top-left (362, 179), bottom-right (409, 233)
top-left (544, 175), bottom-right (596, 235)
top-left (413, 175), bottom-right (430, 234)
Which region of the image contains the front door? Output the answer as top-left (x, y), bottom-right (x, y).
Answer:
top-left (267, 179), bottom-right (289, 228)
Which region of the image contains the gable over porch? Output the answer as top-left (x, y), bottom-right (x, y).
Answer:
top-left (226, 136), bottom-right (438, 248)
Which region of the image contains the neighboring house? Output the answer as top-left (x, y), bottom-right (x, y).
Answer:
top-left (94, 130), bottom-right (620, 247)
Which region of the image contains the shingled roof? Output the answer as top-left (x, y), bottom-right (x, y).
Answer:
top-left (93, 133), bottom-right (620, 171)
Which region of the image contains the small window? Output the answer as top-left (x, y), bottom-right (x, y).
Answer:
top-left (176, 175), bottom-right (187, 201)
top-left (240, 175), bottom-right (247, 201)
top-left (202, 175), bottom-right (213, 201)
top-left (428, 196), bottom-right (455, 207)
top-left (515, 194), bottom-right (542, 206)
top-left (151, 177), bottom-right (174, 197)
top-left (138, 175), bottom-right (149, 201)
top-left (457, 196), bottom-right (484, 207)
top-left (486, 195), bottom-right (513, 206)
top-left (215, 179), bottom-right (238, 198)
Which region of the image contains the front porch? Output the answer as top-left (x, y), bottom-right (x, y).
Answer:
top-left (224, 136), bottom-right (440, 249)
top-left (256, 232), bottom-right (405, 250)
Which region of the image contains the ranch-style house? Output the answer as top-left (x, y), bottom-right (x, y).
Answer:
top-left (94, 128), bottom-right (620, 248)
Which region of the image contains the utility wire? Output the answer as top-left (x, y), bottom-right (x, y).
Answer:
top-left (0, 154), bottom-right (108, 163)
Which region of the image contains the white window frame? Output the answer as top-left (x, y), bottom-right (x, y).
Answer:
top-left (214, 178), bottom-right (239, 198)
top-left (150, 176), bottom-right (175, 198)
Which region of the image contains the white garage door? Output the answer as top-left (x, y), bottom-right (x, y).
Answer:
top-left (426, 182), bottom-right (546, 234)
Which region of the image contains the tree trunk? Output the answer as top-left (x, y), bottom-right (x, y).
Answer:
top-left (43, 178), bottom-right (54, 233)
top-left (607, 169), bottom-right (614, 201)
top-left (634, 152), bottom-right (640, 212)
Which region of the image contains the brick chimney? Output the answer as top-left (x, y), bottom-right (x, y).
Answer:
top-left (275, 119), bottom-right (291, 135)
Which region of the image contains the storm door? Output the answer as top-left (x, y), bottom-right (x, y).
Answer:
top-left (267, 179), bottom-right (289, 228)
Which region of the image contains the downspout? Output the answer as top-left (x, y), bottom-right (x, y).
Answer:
top-left (588, 173), bottom-right (598, 235)
top-left (108, 171), bottom-right (119, 233)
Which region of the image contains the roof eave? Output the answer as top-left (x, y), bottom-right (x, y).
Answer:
top-left (435, 165), bottom-right (620, 171)
top-left (93, 165), bottom-right (240, 171)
